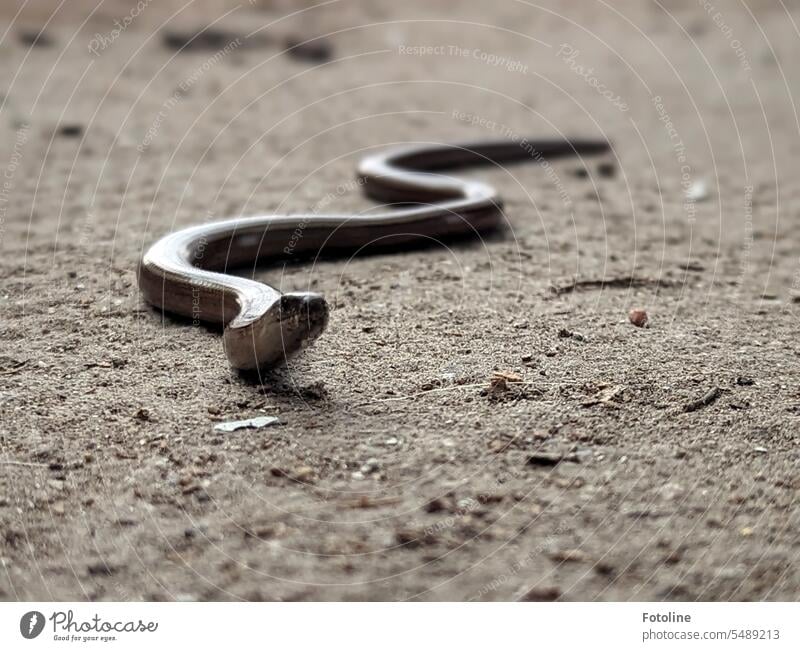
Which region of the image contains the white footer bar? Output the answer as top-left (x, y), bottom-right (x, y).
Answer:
top-left (2, 602), bottom-right (797, 650)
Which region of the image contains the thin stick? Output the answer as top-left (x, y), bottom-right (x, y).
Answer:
top-left (0, 460), bottom-right (48, 468)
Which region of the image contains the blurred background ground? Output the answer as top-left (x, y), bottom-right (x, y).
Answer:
top-left (0, 0), bottom-right (799, 600)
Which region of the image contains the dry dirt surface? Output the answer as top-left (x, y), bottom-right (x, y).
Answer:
top-left (1, 0), bottom-right (799, 601)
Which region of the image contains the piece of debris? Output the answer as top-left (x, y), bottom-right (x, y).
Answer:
top-left (57, 124), bottom-right (83, 138)
top-left (625, 508), bottom-right (671, 519)
top-left (291, 466), bottom-right (314, 482)
top-left (48, 478), bottom-right (66, 492)
top-left (628, 308), bottom-right (649, 328)
top-left (558, 328), bottom-right (588, 342)
top-left (19, 30), bottom-right (53, 47)
top-left (340, 495), bottom-right (401, 509)
top-left (582, 385), bottom-right (625, 408)
top-left (686, 179), bottom-right (709, 202)
top-left (518, 586), bottom-right (562, 601)
top-left (550, 275), bottom-right (676, 296)
top-left (485, 371), bottom-right (543, 403)
top-left (735, 376), bottom-right (755, 386)
top-left (270, 466), bottom-right (314, 482)
top-left (596, 162), bottom-right (616, 178)
top-left (488, 438), bottom-right (510, 453)
top-left (527, 451), bottom-right (580, 467)
top-left (549, 548), bottom-right (589, 563)
top-left (213, 415), bottom-right (280, 432)
top-left (360, 458), bottom-right (380, 475)
top-left (0, 357), bottom-right (28, 375)
top-left (753, 446), bottom-right (768, 454)
top-left (488, 370), bottom-right (522, 393)
top-left (682, 387), bottom-right (722, 413)
top-left (0, 460), bottom-right (48, 468)
top-left (163, 28), bottom-right (241, 51)
top-left (423, 497), bottom-right (449, 513)
top-left (395, 527), bottom-right (437, 548)
top-left (297, 380), bottom-right (328, 400)
top-left (87, 562), bottom-right (116, 576)
top-left (133, 408), bottom-right (150, 422)
top-left (284, 35), bottom-right (332, 62)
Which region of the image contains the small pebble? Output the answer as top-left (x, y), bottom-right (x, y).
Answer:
top-left (596, 162), bottom-right (616, 178)
top-left (292, 466), bottom-right (314, 482)
top-left (628, 308), bottom-right (648, 328)
top-left (518, 586), bottom-right (562, 601)
top-left (527, 451), bottom-right (580, 467)
top-left (19, 30), bottom-right (53, 47)
top-left (686, 179), bottom-right (709, 201)
top-left (162, 29), bottom-right (233, 52)
top-left (558, 328), bottom-right (587, 342)
top-left (57, 124), bottom-right (84, 138)
top-left (360, 458), bottom-right (379, 475)
top-left (284, 36), bottom-right (332, 62)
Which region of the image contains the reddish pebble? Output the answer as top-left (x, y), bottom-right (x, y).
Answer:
top-left (628, 308), bottom-right (648, 328)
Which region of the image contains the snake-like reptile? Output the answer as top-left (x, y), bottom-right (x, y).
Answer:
top-left (139, 138), bottom-right (609, 371)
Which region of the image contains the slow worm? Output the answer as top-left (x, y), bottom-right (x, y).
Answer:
top-left (139, 138), bottom-right (609, 371)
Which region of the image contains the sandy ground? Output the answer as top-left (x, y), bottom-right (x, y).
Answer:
top-left (1, 0), bottom-right (799, 601)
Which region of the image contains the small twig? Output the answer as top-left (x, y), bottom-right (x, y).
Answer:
top-left (682, 387), bottom-right (722, 413)
top-left (353, 382), bottom-right (487, 406)
top-left (0, 360), bottom-right (28, 375)
top-left (549, 275), bottom-right (677, 296)
top-left (338, 496), bottom-right (402, 509)
top-left (0, 460), bottom-right (48, 468)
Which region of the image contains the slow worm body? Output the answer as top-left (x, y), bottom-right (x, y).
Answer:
top-left (139, 138), bottom-right (609, 370)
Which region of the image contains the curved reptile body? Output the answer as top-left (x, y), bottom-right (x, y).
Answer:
top-left (139, 138), bottom-right (609, 370)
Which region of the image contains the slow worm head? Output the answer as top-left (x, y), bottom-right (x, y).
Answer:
top-left (139, 138), bottom-right (609, 371)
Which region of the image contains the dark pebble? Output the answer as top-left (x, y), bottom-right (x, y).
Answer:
top-left (163, 29), bottom-right (238, 52)
top-left (57, 124), bottom-right (83, 138)
top-left (19, 30), bottom-right (53, 47)
top-left (596, 162), bottom-right (616, 178)
top-left (527, 451), bottom-right (580, 467)
top-left (519, 586), bottom-right (562, 601)
top-left (284, 36), bottom-right (332, 63)
top-left (87, 562), bottom-right (117, 576)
